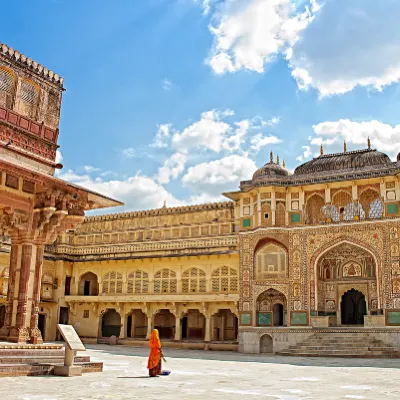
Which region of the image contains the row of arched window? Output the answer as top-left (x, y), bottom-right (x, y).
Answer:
top-left (0, 65), bottom-right (59, 128)
top-left (305, 188), bottom-right (383, 224)
top-left (98, 267), bottom-right (238, 295)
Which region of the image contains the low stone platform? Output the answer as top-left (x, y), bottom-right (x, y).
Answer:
top-left (116, 338), bottom-right (238, 351)
top-left (0, 342), bottom-right (103, 377)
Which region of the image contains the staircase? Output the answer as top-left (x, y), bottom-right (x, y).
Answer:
top-left (276, 331), bottom-right (400, 358)
top-left (0, 343), bottom-right (103, 376)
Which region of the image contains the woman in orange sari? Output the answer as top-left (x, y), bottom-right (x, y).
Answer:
top-left (147, 329), bottom-right (162, 377)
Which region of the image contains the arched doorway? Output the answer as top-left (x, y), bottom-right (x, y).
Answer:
top-left (102, 309), bottom-right (121, 337)
top-left (260, 334), bottom-right (273, 353)
top-left (154, 309), bottom-right (174, 339)
top-left (341, 289), bottom-right (367, 325)
top-left (78, 272), bottom-right (99, 296)
top-left (126, 309), bottom-right (147, 338)
top-left (315, 242), bottom-right (378, 324)
top-left (211, 309), bottom-right (238, 341)
top-left (256, 289), bottom-right (287, 327)
top-left (182, 310), bottom-right (205, 340)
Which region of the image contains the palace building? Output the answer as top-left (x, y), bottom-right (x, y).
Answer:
top-left (1, 40), bottom-right (400, 355)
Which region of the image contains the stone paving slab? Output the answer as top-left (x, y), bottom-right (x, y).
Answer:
top-left (0, 344), bottom-right (399, 400)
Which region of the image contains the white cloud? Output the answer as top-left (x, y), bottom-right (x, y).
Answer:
top-left (296, 145), bottom-right (312, 162)
top-left (56, 150), bottom-right (63, 164)
top-left (289, 0), bottom-right (400, 96)
top-left (207, 0), bottom-right (315, 74)
top-left (182, 154), bottom-right (257, 196)
top-left (171, 109), bottom-right (240, 153)
top-left (157, 152), bottom-right (188, 184)
top-left (162, 79), bottom-right (173, 91)
top-left (83, 165), bottom-right (101, 173)
top-left (250, 134), bottom-right (281, 152)
top-left (311, 119), bottom-right (400, 159)
top-left (122, 148), bottom-right (136, 158)
top-left (59, 170), bottom-right (181, 212)
top-left (151, 123), bottom-right (172, 148)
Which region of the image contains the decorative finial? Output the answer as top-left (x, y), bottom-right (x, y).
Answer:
top-left (270, 151), bottom-right (273, 163)
top-left (163, 200), bottom-right (167, 208)
top-left (320, 143), bottom-right (324, 155)
top-left (283, 160), bottom-right (286, 168)
top-left (276, 155), bottom-right (280, 165)
top-left (368, 136), bottom-right (371, 150)
top-left (344, 140), bottom-right (347, 153)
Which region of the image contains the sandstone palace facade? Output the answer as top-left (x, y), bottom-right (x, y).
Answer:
top-left (1, 40), bottom-right (400, 353)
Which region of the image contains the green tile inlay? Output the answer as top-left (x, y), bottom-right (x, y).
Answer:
top-left (290, 213), bottom-right (301, 223)
top-left (387, 203), bottom-right (399, 215)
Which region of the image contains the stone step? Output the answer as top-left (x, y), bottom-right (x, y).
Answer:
top-left (0, 356), bottom-right (90, 364)
top-left (0, 349), bottom-right (65, 357)
top-left (289, 345), bottom-right (393, 350)
top-left (284, 347), bottom-right (400, 354)
top-left (303, 339), bottom-right (383, 344)
top-left (276, 351), bottom-right (400, 358)
top-left (0, 361), bottom-right (103, 377)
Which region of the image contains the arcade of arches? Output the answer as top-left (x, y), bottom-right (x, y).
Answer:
top-left (99, 307), bottom-right (238, 343)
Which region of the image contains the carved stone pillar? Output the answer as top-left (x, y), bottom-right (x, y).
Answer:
top-left (8, 241), bottom-right (38, 343)
top-left (30, 245), bottom-right (44, 344)
top-left (204, 315), bottom-right (211, 342)
top-left (146, 314), bottom-right (152, 339)
top-left (174, 315), bottom-right (181, 341)
top-left (0, 243), bottom-right (19, 339)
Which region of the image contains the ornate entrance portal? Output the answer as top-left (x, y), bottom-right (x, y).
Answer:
top-left (316, 242), bottom-right (378, 325)
top-left (341, 289), bottom-right (367, 325)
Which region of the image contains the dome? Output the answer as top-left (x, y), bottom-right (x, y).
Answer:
top-left (294, 149), bottom-right (392, 176)
top-left (252, 161), bottom-right (289, 180)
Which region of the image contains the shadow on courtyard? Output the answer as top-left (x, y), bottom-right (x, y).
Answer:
top-left (79, 343), bottom-right (400, 370)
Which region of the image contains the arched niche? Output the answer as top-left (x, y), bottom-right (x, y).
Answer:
top-left (254, 241), bottom-right (288, 280)
top-left (78, 272), bottom-right (99, 296)
top-left (101, 309), bottom-right (121, 337)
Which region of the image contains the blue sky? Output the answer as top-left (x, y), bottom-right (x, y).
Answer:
top-left (2, 0), bottom-right (400, 212)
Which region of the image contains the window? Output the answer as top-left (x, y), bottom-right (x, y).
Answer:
top-left (154, 269), bottom-right (177, 293)
top-left (211, 267), bottom-right (238, 292)
top-left (102, 271), bottom-right (123, 294)
top-left (127, 270), bottom-right (149, 294)
top-left (0, 66), bottom-right (16, 109)
top-left (182, 268), bottom-right (206, 293)
top-left (64, 276), bottom-right (71, 296)
top-left (255, 243), bottom-right (287, 279)
top-left (19, 79), bottom-right (39, 119)
top-left (264, 213), bottom-right (269, 219)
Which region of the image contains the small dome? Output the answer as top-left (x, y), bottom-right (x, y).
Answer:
top-left (252, 162), bottom-right (288, 181)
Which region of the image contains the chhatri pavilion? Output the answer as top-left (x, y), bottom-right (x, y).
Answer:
top-left (1, 40), bottom-right (400, 358)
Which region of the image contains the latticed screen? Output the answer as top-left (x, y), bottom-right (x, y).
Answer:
top-left (275, 202), bottom-right (286, 226)
top-left (255, 243), bottom-right (287, 279)
top-left (211, 266), bottom-right (238, 292)
top-left (127, 270), bottom-right (149, 294)
top-left (0, 67), bottom-right (15, 109)
top-left (44, 91), bottom-right (60, 129)
top-left (359, 189), bottom-right (383, 219)
top-left (102, 271), bottom-right (123, 294)
top-left (305, 194), bottom-right (325, 224)
top-left (154, 268), bottom-right (177, 293)
top-left (20, 80), bottom-right (39, 119)
top-left (182, 268), bottom-right (206, 293)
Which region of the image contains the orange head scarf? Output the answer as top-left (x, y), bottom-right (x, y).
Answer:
top-left (147, 329), bottom-right (161, 369)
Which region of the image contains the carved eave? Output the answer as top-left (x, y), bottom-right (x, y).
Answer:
top-left (0, 158), bottom-right (123, 211)
top-left (222, 191), bottom-right (241, 201)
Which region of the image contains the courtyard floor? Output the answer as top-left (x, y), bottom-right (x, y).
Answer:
top-left (1, 344), bottom-right (399, 400)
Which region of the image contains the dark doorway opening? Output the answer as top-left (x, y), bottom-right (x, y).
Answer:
top-left (181, 316), bottom-right (188, 339)
top-left (84, 280), bottom-right (91, 296)
top-left (273, 303), bottom-right (284, 326)
top-left (64, 276), bottom-right (71, 295)
top-left (127, 315), bottom-right (132, 338)
top-left (38, 314), bottom-right (45, 341)
top-left (341, 289), bottom-right (367, 325)
top-left (0, 305), bottom-right (5, 328)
